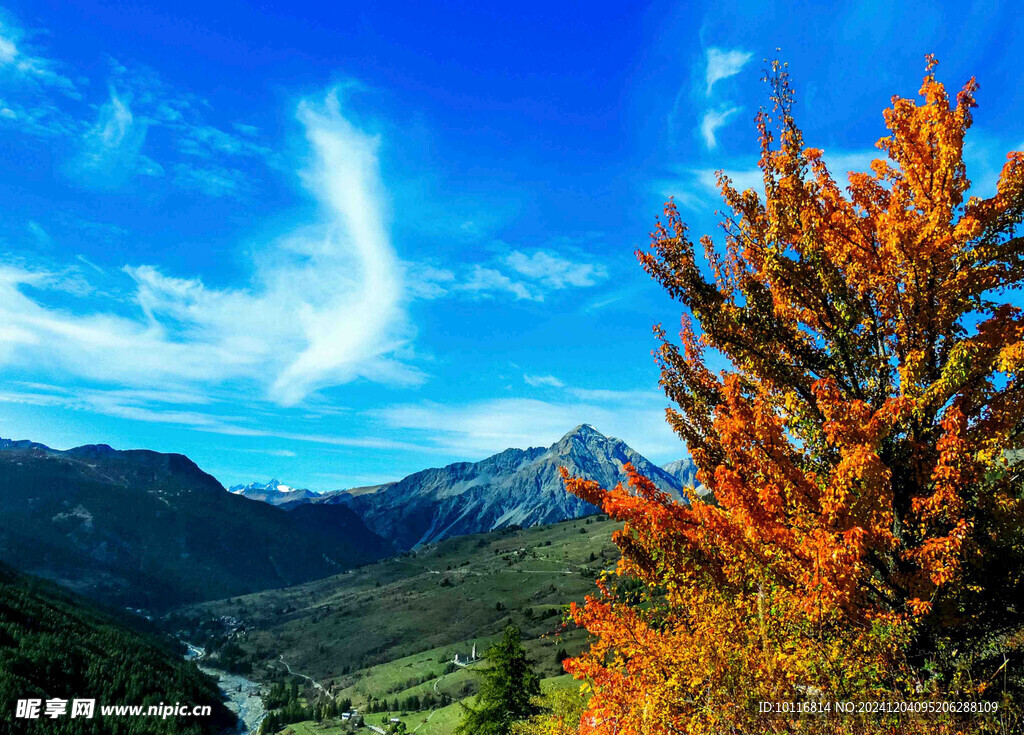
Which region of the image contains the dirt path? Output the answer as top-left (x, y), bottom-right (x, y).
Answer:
top-left (413, 676), bottom-right (446, 734)
top-left (277, 655), bottom-right (328, 697)
top-left (413, 707), bottom-right (439, 732)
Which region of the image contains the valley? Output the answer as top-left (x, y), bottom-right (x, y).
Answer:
top-left (170, 516), bottom-right (621, 734)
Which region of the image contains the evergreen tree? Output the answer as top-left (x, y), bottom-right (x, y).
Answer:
top-left (456, 626), bottom-right (541, 735)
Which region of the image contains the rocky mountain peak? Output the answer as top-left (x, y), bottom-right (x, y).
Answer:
top-left (228, 478), bottom-right (317, 505)
top-left (339, 425), bottom-right (691, 550)
top-left (65, 443), bottom-right (118, 458)
top-left (555, 424), bottom-right (621, 454)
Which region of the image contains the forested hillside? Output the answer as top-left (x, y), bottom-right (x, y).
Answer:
top-left (0, 439), bottom-right (391, 610)
top-left (0, 563), bottom-right (235, 734)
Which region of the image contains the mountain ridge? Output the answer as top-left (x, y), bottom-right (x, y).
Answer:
top-left (661, 457), bottom-right (700, 488)
top-left (324, 424), bottom-right (693, 550)
top-left (0, 437), bottom-right (392, 610)
top-left (229, 478), bottom-right (320, 505)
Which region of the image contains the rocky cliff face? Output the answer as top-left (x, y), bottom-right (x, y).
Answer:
top-left (335, 424), bottom-right (692, 550)
top-left (661, 458), bottom-right (699, 487)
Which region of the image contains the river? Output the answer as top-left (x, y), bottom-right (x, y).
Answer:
top-left (186, 644), bottom-right (267, 733)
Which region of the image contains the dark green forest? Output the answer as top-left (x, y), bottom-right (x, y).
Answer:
top-left (0, 563), bottom-right (235, 734)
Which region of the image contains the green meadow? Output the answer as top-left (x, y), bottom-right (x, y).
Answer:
top-left (171, 516), bottom-right (619, 734)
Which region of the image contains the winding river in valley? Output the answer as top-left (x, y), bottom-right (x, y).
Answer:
top-left (186, 644), bottom-right (267, 733)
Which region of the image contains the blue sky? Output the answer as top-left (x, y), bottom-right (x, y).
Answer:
top-left (1, 0), bottom-right (1021, 490)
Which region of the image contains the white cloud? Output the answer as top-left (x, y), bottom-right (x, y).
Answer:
top-left (699, 106), bottom-right (740, 149)
top-left (523, 374), bottom-right (564, 388)
top-left (1, 8), bottom-right (271, 194)
top-left (0, 89), bottom-right (420, 406)
top-left (65, 87), bottom-right (164, 188)
top-left (177, 122), bottom-right (272, 159)
top-left (654, 166), bottom-right (764, 212)
top-left (171, 162), bottom-right (248, 197)
top-left (258, 449), bottom-right (298, 458)
top-left (26, 220), bottom-right (51, 246)
top-left (0, 14), bottom-right (79, 98)
top-left (169, 121), bottom-right (276, 197)
top-left (0, 12), bottom-right (80, 136)
top-left (694, 166), bottom-right (764, 197)
top-left (0, 382), bottom-right (426, 452)
top-left (403, 263), bottom-right (456, 299)
top-left (371, 392), bottom-right (684, 462)
top-left (460, 265), bottom-right (538, 301)
top-left (705, 47), bottom-right (753, 96)
top-left (567, 387), bottom-right (659, 403)
top-left (76, 255), bottom-right (105, 275)
top-left (504, 250), bottom-right (607, 289)
top-left (0, 35), bottom-right (15, 64)
top-left (417, 249), bottom-right (608, 303)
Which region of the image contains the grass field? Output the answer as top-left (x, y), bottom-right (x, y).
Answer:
top-left (280, 676), bottom-right (581, 735)
top-left (171, 517), bottom-right (617, 734)
top-left (279, 678), bottom-right (580, 735)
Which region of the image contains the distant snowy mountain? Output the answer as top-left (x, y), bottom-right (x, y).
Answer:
top-left (327, 424), bottom-right (696, 550)
top-left (228, 479), bottom-right (319, 506)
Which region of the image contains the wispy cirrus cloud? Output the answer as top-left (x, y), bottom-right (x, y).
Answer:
top-left (704, 47), bottom-right (753, 96)
top-left (0, 11), bottom-right (79, 98)
top-left (64, 86), bottom-right (165, 188)
top-left (523, 374), bottom-right (564, 388)
top-left (0, 382), bottom-right (426, 452)
top-left (0, 10), bottom-right (81, 136)
top-left (505, 250), bottom-right (607, 289)
top-left (461, 265), bottom-right (536, 300)
top-left (171, 162), bottom-right (250, 197)
top-left (699, 105), bottom-right (741, 149)
top-left (371, 387), bottom-right (683, 461)
top-left (0, 88), bottom-right (419, 407)
top-left (61, 61), bottom-right (274, 195)
top-left (1, 8), bottom-right (272, 195)
top-left (170, 119), bottom-right (276, 198)
top-left (410, 249), bottom-right (609, 303)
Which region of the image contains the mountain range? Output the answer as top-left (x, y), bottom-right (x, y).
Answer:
top-left (228, 478), bottom-right (320, 505)
top-left (0, 439), bottom-right (391, 610)
top-left (312, 424), bottom-right (696, 550)
top-left (0, 426), bottom-right (695, 608)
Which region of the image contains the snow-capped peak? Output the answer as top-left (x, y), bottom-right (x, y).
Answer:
top-left (227, 479), bottom-right (318, 506)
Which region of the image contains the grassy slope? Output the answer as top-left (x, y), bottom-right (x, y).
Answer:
top-left (279, 678), bottom-right (578, 735)
top-left (174, 517), bottom-right (619, 734)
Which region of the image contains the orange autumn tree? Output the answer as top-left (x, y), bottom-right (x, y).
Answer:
top-left (560, 58), bottom-right (1024, 734)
